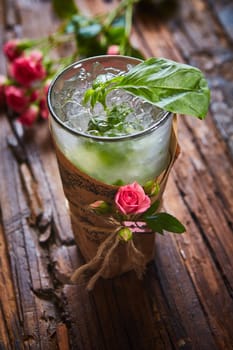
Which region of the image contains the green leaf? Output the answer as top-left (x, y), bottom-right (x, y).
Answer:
top-left (82, 88), bottom-right (93, 106)
top-left (145, 212), bottom-right (186, 234)
top-left (112, 15), bottom-right (126, 28)
top-left (70, 15), bottom-right (88, 26)
top-left (86, 103), bottom-right (133, 136)
top-left (104, 15), bottom-right (125, 44)
top-left (112, 179), bottom-right (125, 186)
top-left (52, 0), bottom-right (78, 19)
top-left (106, 26), bottom-right (125, 43)
top-left (78, 23), bottom-right (102, 39)
top-left (116, 58), bottom-right (210, 119)
top-left (84, 57), bottom-right (210, 119)
top-left (142, 200), bottom-right (160, 217)
top-left (145, 217), bottom-right (164, 235)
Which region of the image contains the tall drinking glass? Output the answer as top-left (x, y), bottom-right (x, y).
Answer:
top-left (48, 56), bottom-right (174, 278)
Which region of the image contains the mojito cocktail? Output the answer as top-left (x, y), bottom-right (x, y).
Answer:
top-left (48, 56), bottom-right (177, 279)
top-left (48, 56), bottom-right (173, 186)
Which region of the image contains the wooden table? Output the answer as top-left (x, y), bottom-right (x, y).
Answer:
top-left (0, 0), bottom-right (233, 349)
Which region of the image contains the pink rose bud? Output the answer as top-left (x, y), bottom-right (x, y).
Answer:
top-left (5, 85), bottom-right (29, 113)
top-left (30, 89), bottom-right (40, 102)
top-left (11, 50), bottom-right (46, 87)
top-left (115, 182), bottom-right (151, 215)
top-left (89, 200), bottom-right (111, 214)
top-left (29, 50), bottom-right (43, 62)
top-left (107, 45), bottom-right (120, 55)
top-left (118, 227), bottom-right (133, 241)
top-left (3, 39), bottom-right (22, 61)
top-left (18, 104), bottom-right (39, 126)
top-left (143, 180), bottom-right (160, 196)
top-left (0, 75), bottom-right (7, 108)
top-left (39, 97), bottom-right (49, 119)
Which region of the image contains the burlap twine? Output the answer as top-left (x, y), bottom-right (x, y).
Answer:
top-left (54, 117), bottom-right (180, 290)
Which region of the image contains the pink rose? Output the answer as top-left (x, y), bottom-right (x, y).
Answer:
top-left (107, 45), bottom-right (120, 55)
top-left (11, 50), bottom-right (46, 87)
top-left (39, 97), bottom-right (49, 119)
top-left (0, 75), bottom-right (7, 108)
top-left (3, 39), bottom-right (22, 61)
top-left (5, 85), bottom-right (29, 113)
top-left (30, 89), bottom-right (40, 102)
top-left (18, 104), bottom-right (39, 126)
top-left (115, 182), bottom-right (151, 215)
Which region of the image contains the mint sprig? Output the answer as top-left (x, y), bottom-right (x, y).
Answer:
top-left (87, 103), bottom-right (134, 136)
top-left (83, 57), bottom-right (210, 119)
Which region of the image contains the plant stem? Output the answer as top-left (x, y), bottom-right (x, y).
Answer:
top-left (104, 0), bottom-right (138, 28)
top-left (120, 0), bottom-right (134, 54)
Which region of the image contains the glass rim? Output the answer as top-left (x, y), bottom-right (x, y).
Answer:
top-left (47, 55), bottom-right (172, 142)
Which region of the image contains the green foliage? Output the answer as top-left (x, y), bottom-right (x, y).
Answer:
top-left (61, 1), bottom-right (142, 59)
top-left (106, 16), bottom-right (125, 43)
top-left (87, 103), bottom-right (134, 137)
top-left (52, 0), bottom-right (78, 19)
top-left (84, 57), bottom-right (210, 119)
top-left (145, 212), bottom-right (186, 234)
top-left (65, 15), bottom-right (105, 57)
top-left (142, 200), bottom-right (160, 217)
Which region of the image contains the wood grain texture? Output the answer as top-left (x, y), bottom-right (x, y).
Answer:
top-left (0, 0), bottom-right (232, 349)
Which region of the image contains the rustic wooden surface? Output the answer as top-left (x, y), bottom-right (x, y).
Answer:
top-left (0, 0), bottom-right (233, 349)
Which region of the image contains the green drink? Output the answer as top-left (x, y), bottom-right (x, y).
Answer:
top-left (48, 56), bottom-right (173, 186)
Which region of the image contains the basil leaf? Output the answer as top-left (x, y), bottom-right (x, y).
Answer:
top-left (145, 212), bottom-right (186, 234)
top-left (117, 58), bottom-right (210, 119)
top-left (84, 57), bottom-right (210, 119)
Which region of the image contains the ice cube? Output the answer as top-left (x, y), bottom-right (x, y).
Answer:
top-left (64, 111), bottom-right (90, 132)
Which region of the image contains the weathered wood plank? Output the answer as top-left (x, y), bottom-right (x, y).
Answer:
top-left (166, 0), bottom-right (233, 158)
top-left (0, 220), bottom-right (23, 350)
top-left (0, 116), bottom-right (60, 349)
top-left (209, 0), bottom-right (233, 43)
top-left (164, 176), bottom-right (233, 349)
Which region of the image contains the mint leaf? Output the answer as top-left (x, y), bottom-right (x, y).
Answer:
top-left (87, 103), bottom-right (133, 136)
top-left (145, 212), bottom-right (186, 234)
top-left (83, 57), bottom-right (210, 119)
